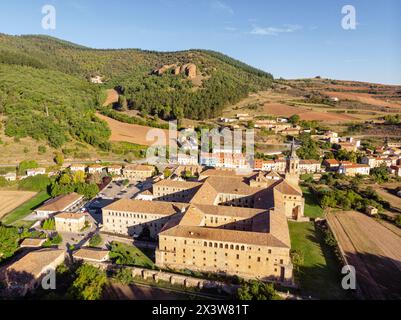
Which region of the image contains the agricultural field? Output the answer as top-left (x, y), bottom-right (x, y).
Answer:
top-left (222, 78), bottom-right (401, 127)
top-left (96, 113), bottom-right (171, 146)
top-left (1, 191), bottom-right (51, 225)
top-left (0, 191), bottom-right (37, 220)
top-left (327, 210), bottom-right (401, 300)
top-left (263, 102), bottom-right (356, 122)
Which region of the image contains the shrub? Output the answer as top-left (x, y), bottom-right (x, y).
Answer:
top-left (89, 234), bottom-right (102, 247)
top-left (114, 268), bottom-right (134, 285)
top-left (237, 281), bottom-right (281, 300)
top-left (42, 218), bottom-right (56, 230)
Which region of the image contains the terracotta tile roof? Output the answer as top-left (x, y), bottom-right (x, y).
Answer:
top-left (179, 206), bottom-right (205, 226)
top-left (300, 160), bottom-right (321, 165)
top-left (324, 159), bottom-right (340, 165)
top-left (273, 180), bottom-right (303, 196)
top-left (103, 199), bottom-right (187, 215)
top-left (54, 212), bottom-right (86, 220)
top-left (159, 225), bottom-right (288, 248)
top-left (124, 164), bottom-right (154, 172)
top-left (153, 180), bottom-right (202, 189)
top-left (72, 248), bottom-right (109, 262)
top-left (193, 204), bottom-right (266, 219)
top-left (36, 193), bottom-right (83, 212)
top-left (20, 238), bottom-right (47, 248)
top-left (5, 249), bottom-right (65, 281)
top-left (189, 180), bottom-right (219, 205)
top-left (200, 169), bottom-right (252, 178)
top-left (342, 164), bottom-right (370, 169)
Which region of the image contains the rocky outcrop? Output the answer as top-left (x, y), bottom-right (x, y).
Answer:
top-left (180, 63), bottom-right (197, 79)
top-left (152, 63), bottom-right (197, 79)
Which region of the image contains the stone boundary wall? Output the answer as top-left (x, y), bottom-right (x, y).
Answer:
top-left (86, 261), bottom-right (237, 295)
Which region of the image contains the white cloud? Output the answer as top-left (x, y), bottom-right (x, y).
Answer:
top-left (211, 1), bottom-right (234, 15)
top-left (250, 24), bottom-right (302, 36)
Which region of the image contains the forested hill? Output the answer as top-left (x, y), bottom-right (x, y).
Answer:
top-left (0, 34), bottom-right (273, 149)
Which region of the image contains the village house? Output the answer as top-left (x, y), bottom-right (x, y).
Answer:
top-left (87, 164), bottom-right (104, 175)
top-left (366, 206), bottom-right (379, 216)
top-left (361, 156), bottom-right (394, 168)
top-left (177, 154), bottom-right (199, 166)
top-left (35, 193), bottom-right (84, 219)
top-left (123, 164), bottom-right (154, 181)
top-left (212, 145), bottom-right (243, 155)
top-left (20, 238), bottom-right (47, 248)
top-left (69, 164), bottom-right (87, 172)
top-left (254, 159), bottom-right (287, 173)
top-left (299, 160), bottom-right (322, 174)
top-left (26, 168), bottom-right (46, 177)
top-left (338, 163), bottom-right (370, 176)
top-left (2, 249), bottom-right (65, 297)
top-left (219, 117), bottom-right (237, 123)
top-left (199, 153), bottom-right (219, 167)
top-left (107, 164), bottom-right (123, 176)
top-left (324, 131), bottom-right (339, 144)
top-left (54, 212), bottom-right (86, 233)
top-left (215, 153), bottom-right (250, 170)
top-left (0, 172), bottom-right (17, 182)
top-left (280, 127), bottom-right (301, 136)
top-left (72, 248), bottom-right (110, 263)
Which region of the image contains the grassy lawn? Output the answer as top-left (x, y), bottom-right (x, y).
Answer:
top-left (1, 191), bottom-right (51, 226)
top-left (302, 186), bottom-right (324, 218)
top-left (109, 241), bottom-right (155, 269)
top-left (289, 221), bottom-right (349, 300)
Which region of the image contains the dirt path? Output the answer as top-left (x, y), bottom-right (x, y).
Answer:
top-left (103, 89), bottom-right (119, 107)
top-left (327, 211), bottom-right (401, 299)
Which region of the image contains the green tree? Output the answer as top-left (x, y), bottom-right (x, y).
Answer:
top-left (54, 153), bottom-right (64, 166)
top-left (371, 165), bottom-right (390, 183)
top-left (17, 160), bottom-right (38, 175)
top-left (163, 168), bottom-right (172, 178)
top-left (289, 114), bottom-right (300, 125)
top-left (296, 133), bottom-right (320, 160)
top-left (73, 170), bottom-right (86, 184)
top-left (237, 281), bottom-right (281, 300)
top-left (0, 224), bottom-right (20, 262)
top-left (89, 234), bottom-right (102, 247)
top-left (59, 173), bottom-right (72, 185)
top-left (118, 95), bottom-right (128, 111)
top-left (68, 264), bottom-right (107, 300)
top-left (42, 218), bottom-right (56, 230)
top-left (114, 267), bottom-right (134, 285)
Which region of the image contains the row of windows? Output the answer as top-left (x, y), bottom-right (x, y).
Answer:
top-left (107, 211), bottom-right (165, 220)
top-left (163, 239), bottom-right (273, 254)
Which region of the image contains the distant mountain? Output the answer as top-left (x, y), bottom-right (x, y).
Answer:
top-left (0, 34), bottom-right (273, 149)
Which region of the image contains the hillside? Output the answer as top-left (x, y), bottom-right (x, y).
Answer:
top-left (0, 34), bottom-right (273, 153)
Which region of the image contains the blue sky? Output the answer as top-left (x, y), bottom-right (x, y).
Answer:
top-left (0, 0), bottom-right (400, 84)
